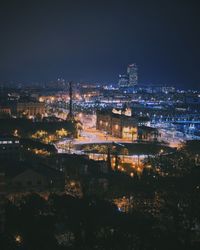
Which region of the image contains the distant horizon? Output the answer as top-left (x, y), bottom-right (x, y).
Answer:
top-left (0, 1), bottom-right (200, 89)
top-left (0, 79), bottom-right (199, 91)
top-left (0, 65), bottom-right (199, 90)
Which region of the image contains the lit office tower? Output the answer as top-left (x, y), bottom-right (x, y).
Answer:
top-left (127, 64), bottom-right (138, 86)
top-left (118, 74), bottom-right (129, 87)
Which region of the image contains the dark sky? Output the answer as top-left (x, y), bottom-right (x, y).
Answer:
top-left (0, 0), bottom-right (200, 88)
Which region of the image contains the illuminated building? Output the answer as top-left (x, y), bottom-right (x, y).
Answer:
top-left (138, 126), bottom-right (159, 141)
top-left (96, 108), bottom-right (138, 140)
top-left (0, 136), bottom-right (20, 159)
top-left (127, 63), bottom-right (138, 86)
top-left (0, 107), bottom-right (11, 117)
top-left (97, 108), bottom-right (159, 141)
top-left (118, 63), bottom-right (138, 87)
top-left (118, 74), bottom-right (129, 87)
top-left (16, 101), bottom-right (45, 117)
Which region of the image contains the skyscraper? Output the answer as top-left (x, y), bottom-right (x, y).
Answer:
top-left (118, 63), bottom-right (138, 88)
top-left (127, 63), bottom-right (138, 86)
top-left (118, 74), bottom-right (129, 87)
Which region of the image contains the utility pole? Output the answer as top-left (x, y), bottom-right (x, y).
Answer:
top-left (67, 81), bottom-right (73, 120)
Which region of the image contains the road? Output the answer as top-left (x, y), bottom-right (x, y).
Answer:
top-left (73, 128), bottom-right (132, 145)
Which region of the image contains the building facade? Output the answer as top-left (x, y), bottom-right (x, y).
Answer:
top-left (5, 162), bottom-right (65, 199)
top-left (96, 109), bottom-right (138, 140)
top-left (0, 107), bottom-right (11, 117)
top-left (0, 136), bottom-right (20, 159)
top-left (138, 126), bottom-right (159, 141)
top-left (127, 63), bottom-right (138, 86)
top-left (118, 74), bottom-right (129, 87)
top-left (96, 108), bottom-right (159, 141)
top-left (118, 63), bottom-right (138, 87)
top-left (16, 102), bottom-right (45, 117)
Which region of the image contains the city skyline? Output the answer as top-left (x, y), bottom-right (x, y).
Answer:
top-left (1, 1), bottom-right (200, 249)
top-left (0, 1), bottom-right (199, 88)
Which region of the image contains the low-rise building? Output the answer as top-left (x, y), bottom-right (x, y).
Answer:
top-left (96, 108), bottom-right (159, 141)
top-left (0, 107), bottom-right (11, 117)
top-left (138, 126), bottom-right (159, 141)
top-left (96, 108), bottom-right (138, 140)
top-left (4, 160), bottom-right (65, 198)
top-left (0, 136), bottom-right (20, 159)
top-left (16, 101), bottom-right (45, 117)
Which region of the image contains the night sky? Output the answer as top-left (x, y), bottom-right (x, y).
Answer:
top-left (0, 0), bottom-right (200, 88)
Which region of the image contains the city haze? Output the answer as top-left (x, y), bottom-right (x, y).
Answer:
top-left (0, 0), bottom-right (200, 87)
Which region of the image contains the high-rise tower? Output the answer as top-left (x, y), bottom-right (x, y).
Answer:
top-left (118, 74), bottom-right (129, 87)
top-left (127, 63), bottom-right (138, 86)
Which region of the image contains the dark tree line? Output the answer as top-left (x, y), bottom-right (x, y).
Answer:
top-left (1, 190), bottom-right (200, 250)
